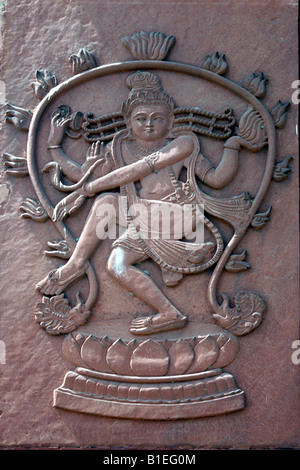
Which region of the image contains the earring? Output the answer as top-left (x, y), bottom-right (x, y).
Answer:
top-left (125, 125), bottom-right (135, 140)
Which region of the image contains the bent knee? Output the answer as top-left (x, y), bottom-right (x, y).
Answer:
top-left (92, 193), bottom-right (118, 210)
top-left (106, 247), bottom-right (127, 280)
top-left (91, 193), bottom-right (119, 220)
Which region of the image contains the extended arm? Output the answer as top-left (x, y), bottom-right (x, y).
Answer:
top-left (48, 147), bottom-right (82, 182)
top-left (52, 135), bottom-right (193, 221)
top-left (85, 135), bottom-right (194, 196)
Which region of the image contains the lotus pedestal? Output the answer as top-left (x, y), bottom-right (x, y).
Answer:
top-left (54, 319), bottom-right (245, 419)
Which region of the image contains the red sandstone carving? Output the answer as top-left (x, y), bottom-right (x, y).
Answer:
top-left (3, 30), bottom-right (292, 420)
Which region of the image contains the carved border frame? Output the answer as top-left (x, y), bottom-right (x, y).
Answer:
top-left (27, 59), bottom-right (276, 317)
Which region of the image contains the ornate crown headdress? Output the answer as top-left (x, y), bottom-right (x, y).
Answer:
top-left (122, 71), bottom-right (175, 116)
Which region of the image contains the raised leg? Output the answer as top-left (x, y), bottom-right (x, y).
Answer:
top-left (36, 193), bottom-right (120, 295)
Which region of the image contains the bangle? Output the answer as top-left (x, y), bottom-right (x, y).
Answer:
top-left (48, 145), bottom-right (62, 149)
top-left (196, 156), bottom-right (214, 181)
top-left (143, 151), bottom-right (160, 173)
top-left (224, 141), bottom-right (241, 151)
top-left (83, 182), bottom-right (93, 197)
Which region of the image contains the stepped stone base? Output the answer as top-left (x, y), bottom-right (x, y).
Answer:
top-left (54, 367), bottom-right (245, 420)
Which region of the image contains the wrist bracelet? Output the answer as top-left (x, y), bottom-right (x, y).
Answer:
top-left (83, 182), bottom-right (93, 197)
top-left (224, 141), bottom-right (241, 151)
top-left (48, 145), bottom-right (62, 149)
top-left (143, 151), bottom-right (160, 173)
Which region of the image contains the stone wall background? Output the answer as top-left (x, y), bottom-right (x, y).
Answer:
top-left (0, 0), bottom-right (298, 449)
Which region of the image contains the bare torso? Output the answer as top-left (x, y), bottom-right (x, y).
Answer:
top-left (121, 138), bottom-right (187, 200)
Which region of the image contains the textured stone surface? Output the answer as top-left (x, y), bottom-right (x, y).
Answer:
top-left (0, 0), bottom-right (299, 448)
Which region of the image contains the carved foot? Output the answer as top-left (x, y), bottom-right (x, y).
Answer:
top-left (36, 264), bottom-right (87, 295)
top-left (129, 313), bottom-right (187, 335)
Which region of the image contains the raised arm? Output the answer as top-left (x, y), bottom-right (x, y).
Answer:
top-left (47, 110), bottom-right (113, 182)
top-left (197, 136), bottom-right (241, 189)
top-left (47, 111), bottom-right (82, 182)
top-left (197, 107), bottom-right (268, 189)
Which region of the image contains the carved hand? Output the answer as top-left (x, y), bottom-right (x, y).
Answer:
top-left (85, 141), bottom-right (113, 176)
top-left (48, 109), bottom-right (72, 147)
top-left (53, 189), bottom-right (86, 221)
top-left (86, 141), bottom-right (106, 161)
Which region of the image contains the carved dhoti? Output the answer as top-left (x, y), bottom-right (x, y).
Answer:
top-left (112, 196), bottom-right (215, 272)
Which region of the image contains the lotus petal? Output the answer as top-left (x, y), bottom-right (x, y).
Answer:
top-left (187, 335), bottom-right (219, 373)
top-left (130, 339), bottom-right (169, 376)
top-left (210, 333), bottom-right (240, 368)
top-left (168, 339), bottom-right (194, 375)
top-left (62, 333), bottom-right (86, 367)
top-left (81, 335), bottom-right (111, 372)
top-left (106, 339), bottom-right (132, 375)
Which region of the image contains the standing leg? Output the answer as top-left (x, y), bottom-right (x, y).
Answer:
top-left (107, 246), bottom-right (187, 335)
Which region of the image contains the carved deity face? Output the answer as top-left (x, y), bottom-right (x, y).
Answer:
top-left (129, 104), bottom-right (173, 144)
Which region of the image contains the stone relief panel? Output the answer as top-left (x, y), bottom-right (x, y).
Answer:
top-left (2, 30), bottom-right (293, 420)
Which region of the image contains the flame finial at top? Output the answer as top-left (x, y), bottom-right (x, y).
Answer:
top-left (121, 31), bottom-right (176, 60)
